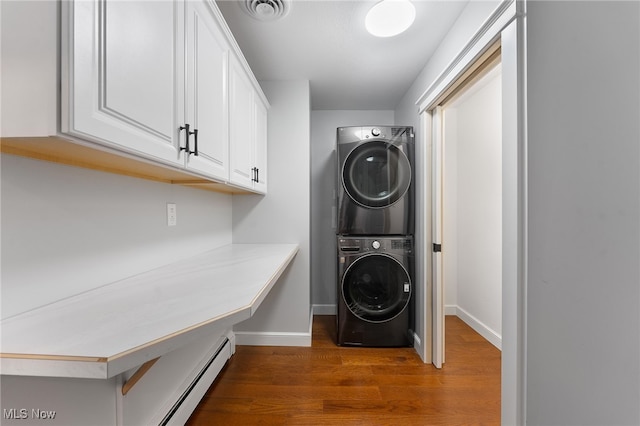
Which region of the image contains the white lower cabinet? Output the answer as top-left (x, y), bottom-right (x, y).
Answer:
top-left (0, 330), bottom-right (234, 426)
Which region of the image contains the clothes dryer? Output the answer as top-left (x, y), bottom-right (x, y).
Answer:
top-left (337, 126), bottom-right (414, 235)
top-left (337, 236), bottom-right (414, 347)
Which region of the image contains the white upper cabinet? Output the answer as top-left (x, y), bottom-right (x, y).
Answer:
top-left (183, 0), bottom-right (229, 181)
top-left (61, 0), bottom-right (184, 167)
top-left (229, 54), bottom-right (268, 194)
top-left (229, 55), bottom-right (255, 189)
top-left (253, 95), bottom-right (268, 194)
top-left (2, 0), bottom-right (267, 193)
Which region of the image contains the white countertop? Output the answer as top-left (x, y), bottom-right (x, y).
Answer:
top-left (0, 243), bottom-right (298, 379)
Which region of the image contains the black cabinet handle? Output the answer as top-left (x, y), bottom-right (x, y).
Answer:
top-left (251, 167), bottom-right (261, 183)
top-left (190, 128), bottom-right (198, 156)
top-left (179, 123), bottom-right (190, 154)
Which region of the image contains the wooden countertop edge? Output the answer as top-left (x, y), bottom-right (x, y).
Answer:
top-left (0, 353), bottom-right (107, 362)
top-left (0, 307), bottom-right (248, 364)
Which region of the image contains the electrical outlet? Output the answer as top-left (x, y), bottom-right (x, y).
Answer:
top-left (167, 203), bottom-right (177, 226)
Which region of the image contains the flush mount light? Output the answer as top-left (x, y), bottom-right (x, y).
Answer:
top-left (365, 0), bottom-right (416, 37)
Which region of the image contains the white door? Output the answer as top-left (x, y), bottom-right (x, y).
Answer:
top-left (184, 0), bottom-right (229, 181)
top-left (431, 106), bottom-right (445, 368)
top-left (228, 55), bottom-right (255, 189)
top-left (63, 0), bottom-right (183, 166)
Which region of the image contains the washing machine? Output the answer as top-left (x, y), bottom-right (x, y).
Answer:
top-left (337, 236), bottom-right (414, 347)
top-left (337, 126), bottom-right (414, 235)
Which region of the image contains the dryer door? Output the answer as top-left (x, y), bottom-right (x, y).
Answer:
top-left (342, 253), bottom-right (411, 323)
top-left (342, 141), bottom-right (411, 208)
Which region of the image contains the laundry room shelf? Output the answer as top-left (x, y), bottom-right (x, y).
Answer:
top-left (0, 244), bottom-right (298, 379)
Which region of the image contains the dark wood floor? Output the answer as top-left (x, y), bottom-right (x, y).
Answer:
top-left (187, 315), bottom-right (501, 425)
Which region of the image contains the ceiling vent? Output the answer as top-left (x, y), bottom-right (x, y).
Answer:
top-left (242, 0), bottom-right (290, 21)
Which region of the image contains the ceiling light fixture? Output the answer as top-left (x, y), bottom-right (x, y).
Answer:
top-left (365, 0), bottom-right (416, 38)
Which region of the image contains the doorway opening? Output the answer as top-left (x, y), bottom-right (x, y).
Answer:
top-left (432, 44), bottom-right (503, 367)
top-left (416, 7), bottom-right (525, 423)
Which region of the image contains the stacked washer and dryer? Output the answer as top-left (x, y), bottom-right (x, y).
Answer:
top-left (336, 126), bottom-right (415, 347)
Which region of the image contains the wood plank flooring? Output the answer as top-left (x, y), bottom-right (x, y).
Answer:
top-left (187, 315), bottom-right (501, 425)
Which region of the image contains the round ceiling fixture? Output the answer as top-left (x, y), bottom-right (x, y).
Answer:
top-left (243, 0), bottom-right (290, 21)
top-left (365, 0), bottom-right (416, 37)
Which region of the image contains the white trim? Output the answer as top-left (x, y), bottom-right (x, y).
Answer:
top-left (235, 309), bottom-right (313, 347)
top-left (416, 0), bottom-right (516, 113)
top-left (234, 331), bottom-right (311, 347)
top-left (312, 304), bottom-right (336, 315)
top-left (412, 330), bottom-right (422, 349)
top-left (444, 305), bottom-right (458, 316)
top-left (454, 307), bottom-right (502, 350)
top-left (500, 12), bottom-right (527, 425)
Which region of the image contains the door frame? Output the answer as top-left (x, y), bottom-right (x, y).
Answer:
top-left (415, 1), bottom-right (526, 424)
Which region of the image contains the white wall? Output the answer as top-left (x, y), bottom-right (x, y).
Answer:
top-left (232, 80), bottom-right (312, 344)
top-left (443, 66), bottom-right (502, 348)
top-left (394, 0), bottom-right (502, 361)
top-left (525, 1), bottom-right (640, 424)
top-left (1, 155), bottom-right (232, 319)
top-left (310, 109), bottom-right (395, 314)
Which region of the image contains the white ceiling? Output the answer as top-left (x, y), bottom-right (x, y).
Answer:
top-left (217, 0), bottom-right (469, 110)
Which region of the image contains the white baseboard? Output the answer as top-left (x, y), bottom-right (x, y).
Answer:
top-left (234, 309), bottom-right (313, 347)
top-left (451, 305), bottom-right (502, 350)
top-left (312, 304), bottom-right (336, 315)
top-left (412, 330), bottom-right (422, 349)
top-left (445, 304), bottom-right (458, 316)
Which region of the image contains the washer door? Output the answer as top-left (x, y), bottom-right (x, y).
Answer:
top-left (342, 254), bottom-right (411, 323)
top-left (342, 141), bottom-right (411, 208)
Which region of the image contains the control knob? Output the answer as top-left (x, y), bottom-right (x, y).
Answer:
top-left (371, 128), bottom-right (381, 137)
top-left (371, 240), bottom-right (381, 250)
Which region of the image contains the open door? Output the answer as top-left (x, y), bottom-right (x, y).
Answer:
top-left (431, 106), bottom-right (445, 368)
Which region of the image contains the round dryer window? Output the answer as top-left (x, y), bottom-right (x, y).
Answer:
top-left (342, 141), bottom-right (411, 208)
top-left (342, 254), bottom-right (411, 323)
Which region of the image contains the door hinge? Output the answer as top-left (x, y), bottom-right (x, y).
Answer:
top-left (433, 243), bottom-right (442, 253)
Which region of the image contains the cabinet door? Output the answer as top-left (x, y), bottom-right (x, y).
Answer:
top-left (62, 0), bottom-right (183, 166)
top-left (228, 56), bottom-right (255, 189)
top-left (252, 97), bottom-right (268, 194)
top-left (183, 0), bottom-right (229, 181)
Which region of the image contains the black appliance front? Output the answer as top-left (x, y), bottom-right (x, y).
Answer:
top-left (337, 236), bottom-right (414, 347)
top-left (337, 126), bottom-right (414, 236)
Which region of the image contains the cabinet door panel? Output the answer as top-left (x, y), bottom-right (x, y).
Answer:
top-left (253, 98), bottom-right (268, 194)
top-left (104, 2), bottom-right (173, 138)
top-left (228, 56), bottom-right (254, 188)
top-left (185, 1), bottom-right (228, 180)
top-left (63, 0), bottom-right (182, 166)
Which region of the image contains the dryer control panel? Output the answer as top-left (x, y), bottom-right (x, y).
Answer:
top-left (338, 237), bottom-right (413, 255)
